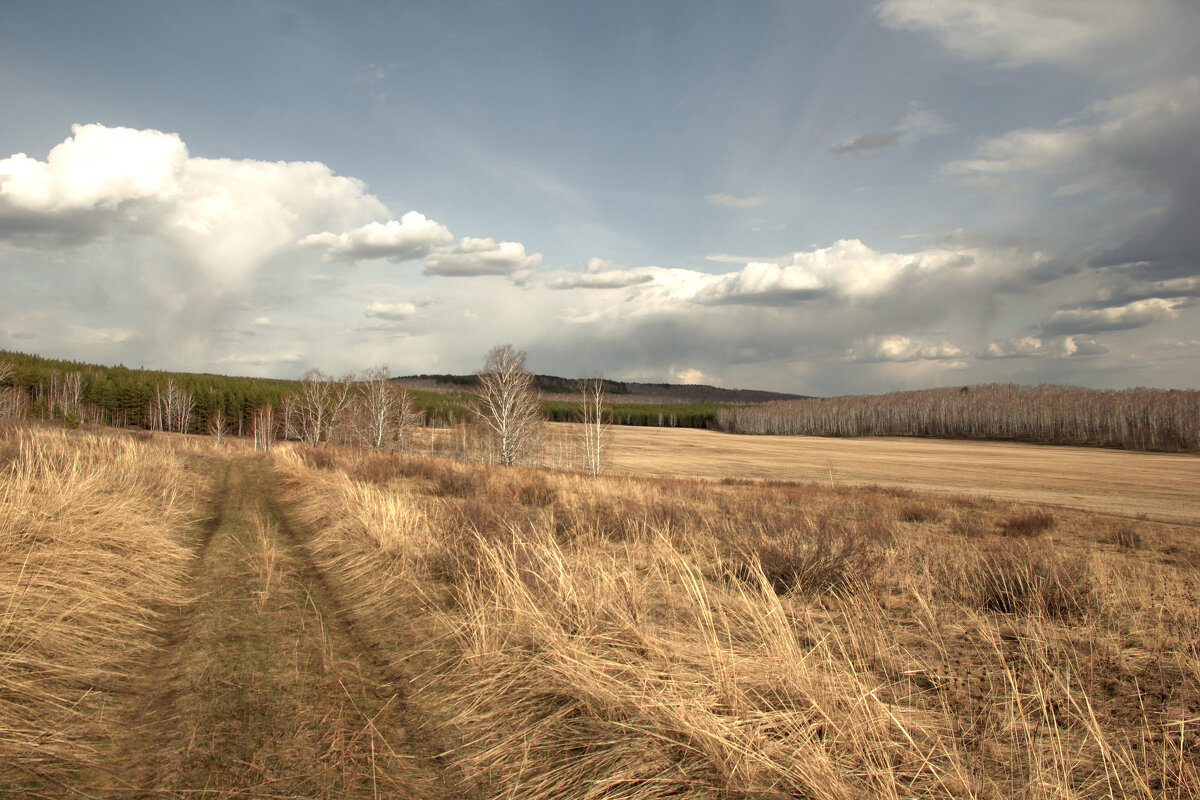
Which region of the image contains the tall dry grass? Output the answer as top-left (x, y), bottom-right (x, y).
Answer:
top-left (0, 422), bottom-right (206, 787)
top-left (275, 444), bottom-right (1200, 799)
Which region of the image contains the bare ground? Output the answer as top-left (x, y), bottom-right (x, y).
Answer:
top-left (601, 426), bottom-right (1200, 524)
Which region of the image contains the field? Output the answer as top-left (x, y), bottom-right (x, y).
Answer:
top-left (602, 426), bottom-right (1200, 524)
top-left (2, 420), bottom-right (1198, 798)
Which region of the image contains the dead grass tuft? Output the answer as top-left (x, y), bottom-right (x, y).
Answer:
top-left (998, 507), bottom-right (1056, 536)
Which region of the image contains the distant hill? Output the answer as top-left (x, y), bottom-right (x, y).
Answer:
top-left (394, 373), bottom-right (808, 405)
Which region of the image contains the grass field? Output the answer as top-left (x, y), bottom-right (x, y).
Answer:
top-left (602, 425), bottom-right (1200, 524)
top-left (2, 420), bottom-right (1197, 798)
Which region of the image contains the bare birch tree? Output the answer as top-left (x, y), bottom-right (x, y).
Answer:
top-left (578, 375), bottom-right (609, 476)
top-left (475, 344), bottom-right (543, 466)
top-left (289, 368), bottom-right (355, 447)
top-left (149, 379), bottom-right (195, 433)
top-left (354, 365), bottom-right (422, 450)
top-left (208, 405), bottom-right (229, 445)
top-left (253, 404), bottom-right (276, 452)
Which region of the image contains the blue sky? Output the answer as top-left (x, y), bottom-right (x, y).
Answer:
top-left (2, 0), bottom-right (1197, 394)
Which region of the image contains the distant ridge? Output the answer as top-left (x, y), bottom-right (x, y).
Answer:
top-left (393, 374), bottom-right (809, 405)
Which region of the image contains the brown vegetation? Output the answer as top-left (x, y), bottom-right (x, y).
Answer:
top-left (0, 422), bottom-right (204, 788)
top-left (4, 422), bottom-right (1198, 797)
top-left (277, 443), bottom-right (1200, 799)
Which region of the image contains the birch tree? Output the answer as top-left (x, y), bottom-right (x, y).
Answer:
top-left (578, 375), bottom-right (609, 476)
top-left (253, 404), bottom-right (276, 452)
top-left (289, 368), bottom-right (355, 447)
top-left (354, 365), bottom-right (422, 450)
top-left (475, 345), bottom-right (542, 466)
top-left (208, 405), bottom-right (229, 445)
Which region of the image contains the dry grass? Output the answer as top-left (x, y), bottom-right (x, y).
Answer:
top-left (601, 424), bottom-right (1200, 524)
top-left (5, 424), bottom-right (1196, 796)
top-left (275, 443), bottom-right (1200, 799)
top-left (0, 421), bottom-right (206, 787)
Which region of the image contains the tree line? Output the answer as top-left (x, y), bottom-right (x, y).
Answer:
top-left (714, 383), bottom-right (1200, 451)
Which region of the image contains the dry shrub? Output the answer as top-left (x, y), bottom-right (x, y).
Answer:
top-left (1112, 525), bottom-right (1142, 551)
top-left (726, 512), bottom-right (890, 597)
top-left (516, 479), bottom-right (557, 508)
top-left (970, 542), bottom-right (1094, 619)
top-left (949, 509), bottom-right (990, 537)
top-left (431, 466), bottom-right (478, 498)
top-left (897, 502), bottom-right (942, 524)
top-left (998, 507), bottom-right (1055, 536)
top-left (0, 425), bottom-right (203, 785)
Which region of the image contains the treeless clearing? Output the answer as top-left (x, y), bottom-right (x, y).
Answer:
top-left (602, 425), bottom-right (1200, 524)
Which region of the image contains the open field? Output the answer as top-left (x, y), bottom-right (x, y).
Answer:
top-left (604, 425), bottom-right (1200, 524)
top-left (3, 421), bottom-right (1199, 798)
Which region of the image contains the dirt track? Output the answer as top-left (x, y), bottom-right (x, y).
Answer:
top-left (605, 426), bottom-right (1200, 525)
top-left (83, 456), bottom-right (455, 799)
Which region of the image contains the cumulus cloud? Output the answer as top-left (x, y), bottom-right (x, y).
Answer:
top-left (0, 123), bottom-right (387, 287)
top-left (983, 336), bottom-right (1048, 359)
top-left (830, 101), bottom-right (951, 156)
top-left (1042, 298), bottom-right (1185, 335)
top-left (705, 193), bottom-right (767, 208)
top-left (848, 335), bottom-right (964, 363)
top-left (300, 211), bottom-right (452, 263)
top-left (875, 0), bottom-right (1193, 71)
top-left (1062, 336), bottom-right (1109, 357)
top-left (424, 237), bottom-right (542, 278)
top-left (0, 123), bottom-right (391, 366)
top-left (694, 239), bottom-right (974, 306)
top-left (365, 301), bottom-right (417, 320)
top-left (550, 258), bottom-right (655, 290)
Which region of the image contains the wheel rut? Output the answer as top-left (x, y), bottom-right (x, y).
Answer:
top-left (86, 455), bottom-right (462, 799)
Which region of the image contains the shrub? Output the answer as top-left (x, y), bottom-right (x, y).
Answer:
top-left (1111, 525), bottom-right (1142, 551)
top-left (998, 508), bottom-right (1055, 536)
top-left (516, 480), bottom-right (557, 508)
top-left (897, 502), bottom-right (942, 523)
top-left (732, 515), bottom-right (879, 597)
top-left (973, 543), bottom-right (1093, 619)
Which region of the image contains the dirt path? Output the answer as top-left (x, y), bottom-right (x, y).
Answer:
top-left (85, 455), bottom-right (458, 799)
top-left (604, 426), bottom-right (1200, 525)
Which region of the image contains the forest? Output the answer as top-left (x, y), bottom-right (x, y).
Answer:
top-left (715, 383), bottom-right (1200, 451)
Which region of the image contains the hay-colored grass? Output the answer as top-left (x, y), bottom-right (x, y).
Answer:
top-left (275, 444), bottom-right (1200, 799)
top-left (0, 422), bottom-right (206, 786)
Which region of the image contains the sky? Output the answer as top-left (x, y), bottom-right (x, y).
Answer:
top-left (1, 0), bottom-right (1197, 395)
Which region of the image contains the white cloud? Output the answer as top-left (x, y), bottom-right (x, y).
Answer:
top-left (1043, 298), bottom-right (1185, 334)
top-left (299, 211), bottom-right (453, 262)
top-left (984, 336), bottom-right (1047, 359)
top-left (0, 123), bottom-right (387, 287)
top-left (550, 257), bottom-right (655, 289)
top-left (424, 236), bottom-right (542, 278)
top-left (705, 193), bottom-right (767, 208)
top-left (365, 301), bottom-right (417, 320)
top-left (671, 367), bottom-right (718, 386)
top-left (875, 0), bottom-right (1190, 71)
top-left (849, 335), bottom-right (964, 363)
top-left (253, 316), bottom-right (271, 326)
top-left (694, 239), bottom-right (974, 306)
top-left (1062, 336), bottom-right (1109, 357)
